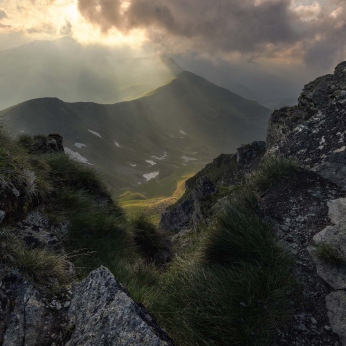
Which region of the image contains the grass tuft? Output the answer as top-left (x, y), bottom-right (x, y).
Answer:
top-left (45, 153), bottom-right (107, 196)
top-left (247, 155), bottom-right (299, 193)
top-left (131, 214), bottom-right (169, 263)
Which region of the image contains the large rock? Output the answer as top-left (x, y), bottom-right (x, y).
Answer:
top-left (160, 141), bottom-right (265, 232)
top-left (328, 198), bottom-right (346, 224)
top-left (237, 141), bottom-right (266, 165)
top-left (326, 291), bottom-right (346, 346)
top-left (309, 218), bottom-right (346, 289)
top-left (0, 271), bottom-right (57, 346)
top-left (266, 61), bottom-right (346, 189)
top-left (160, 176), bottom-right (215, 232)
top-left (67, 266), bottom-right (173, 346)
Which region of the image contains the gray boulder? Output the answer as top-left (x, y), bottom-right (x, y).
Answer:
top-left (236, 141), bottom-right (266, 165)
top-left (160, 176), bottom-right (215, 232)
top-left (309, 218), bottom-right (346, 289)
top-left (326, 291), bottom-right (346, 346)
top-left (266, 60), bottom-right (346, 189)
top-left (67, 266), bottom-right (173, 346)
top-left (0, 271), bottom-right (57, 346)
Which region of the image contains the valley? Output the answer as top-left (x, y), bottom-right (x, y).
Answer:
top-left (0, 70), bottom-right (271, 204)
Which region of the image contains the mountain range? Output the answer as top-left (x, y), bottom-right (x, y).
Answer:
top-left (1, 68), bottom-right (271, 196)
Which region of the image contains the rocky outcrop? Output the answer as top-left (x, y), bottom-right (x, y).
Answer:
top-left (326, 291), bottom-right (346, 346)
top-left (160, 177), bottom-right (215, 232)
top-left (266, 61), bottom-right (346, 189)
top-left (0, 271), bottom-right (66, 346)
top-left (67, 266), bottom-right (173, 346)
top-left (160, 141), bottom-right (265, 232)
top-left (236, 141), bottom-right (266, 165)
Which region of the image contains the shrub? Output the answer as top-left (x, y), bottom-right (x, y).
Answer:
top-left (131, 214), bottom-right (168, 263)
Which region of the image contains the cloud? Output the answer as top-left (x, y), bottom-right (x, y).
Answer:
top-left (76, 0), bottom-right (346, 70)
top-left (60, 19), bottom-right (72, 36)
top-left (27, 23), bottom-right (56, 35)
top-left (0, 22), bottom-right (11, 29)
top-left (0, 8), bottom-right (8, 20)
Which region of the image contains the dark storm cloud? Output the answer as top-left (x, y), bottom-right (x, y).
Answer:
top-left (60, 19), bottom-right (73, 36)
top-left (78, 0), bottom-right (125, 32)
top-left (78, 0), bottom-right (302, 54)
top-left (77, 0), bottom-right (346, 70)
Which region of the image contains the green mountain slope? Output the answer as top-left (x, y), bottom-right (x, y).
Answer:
top-left (0, 71), bottom-right (271, 197)
top-left (0, 37), bottom-right (181, 111)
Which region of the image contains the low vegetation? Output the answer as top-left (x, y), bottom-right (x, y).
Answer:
top-left (0, 125), bottom-right (299, 345)
top-left (315, 243), bottom-right (346, 266)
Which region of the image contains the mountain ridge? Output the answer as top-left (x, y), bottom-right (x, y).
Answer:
top-left (1, 71), bottom-right (271, 196)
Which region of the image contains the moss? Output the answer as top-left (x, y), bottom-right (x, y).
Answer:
top-left (315, 243), bottom-right (346, 266)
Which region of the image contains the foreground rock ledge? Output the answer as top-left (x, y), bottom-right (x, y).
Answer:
top-left (67, 266), bottom-right (173, 346)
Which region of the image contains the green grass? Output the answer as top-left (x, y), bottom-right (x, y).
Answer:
top-left (144, 205), bottom-right (296, 345)
top-left (131, 214), bottom-right (169, 263)
top-left (247, 156), bottom-right (299, 193)
top-left (45, 153), bottom-right (107, 196)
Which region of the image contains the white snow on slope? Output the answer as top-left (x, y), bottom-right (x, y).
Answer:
top-left (88, 130), bottom-right (102, 138)
top-left (152, 152), bottom-right (167, 160)
top-left (182, 156), bottom-right (197, 162)
top-left (143, 172), bottom-right (159, 181)
top-left (75, 143), bottom-right (86, 149)
top-left (64, 147), bottom-right (92, 165)
top-left (145, 160), bottom-right (156, 166)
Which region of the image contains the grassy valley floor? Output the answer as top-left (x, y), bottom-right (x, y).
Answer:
top-left (118, 173), bottom-right (195, 225)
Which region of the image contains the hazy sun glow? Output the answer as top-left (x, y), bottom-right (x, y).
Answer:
top-left (0, 0), bottom-right (147, 49)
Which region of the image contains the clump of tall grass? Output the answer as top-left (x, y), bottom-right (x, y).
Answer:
top-left (247, 155), bottom-right (299, 193)
top-left (131, 214), bottom-right (169, 263)
top-left (145, 203), bottom-right (296, 345)
top-left (45, 153), bottom-right (107, 196)
top-left (0, 228), bottom-right (73, 287)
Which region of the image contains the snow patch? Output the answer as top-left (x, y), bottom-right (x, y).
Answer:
top-left (143, 172), bottom-right (159, 181)
top-left (180, 130), bottom-right (187, 135)
top-left (145, 160), bottom-right (156, 166)
top-left (88, 130), bottom-right (102, 138)
top-left (152, 152), bottom-right (167, 160)
top-left (75, 143), bottom-right (86, 149)
top-left (64, 147), bottom-right (93, 165)
top-left (129, 164), bottom-right (137, 167)
top-left (114, 141), bottom-right (120, 148)
top-left (182, 156), bottom-right (197, 162)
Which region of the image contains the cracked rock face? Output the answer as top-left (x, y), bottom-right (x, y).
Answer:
top-left (159, 176), bottom-right (216, 232)
top-left (67, 266), bottom-right (173, 346)
top-left (310, 218), bottom-right (346, 290)
top-left (0, 271), bottom-right (57, 346)
top-left (328, 198), bottom-right (346, 224)
top-left (266, 61), bottom-right (346, 189)
top-left (326, 291), bottom-right (346, 346)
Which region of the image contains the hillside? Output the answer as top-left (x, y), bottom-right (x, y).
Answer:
top-left (0, 71), bottom-right (271, 197)
top-left (0, 37), bottom-right (181, 111)
top-left (159, 60), bottom-right (346, 345)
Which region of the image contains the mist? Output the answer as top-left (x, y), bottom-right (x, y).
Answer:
top-left (0, 37), bottom-right (181, 111)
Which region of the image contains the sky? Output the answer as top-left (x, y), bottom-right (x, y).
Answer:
top-left (0, 0), bottom-right (345, 102)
